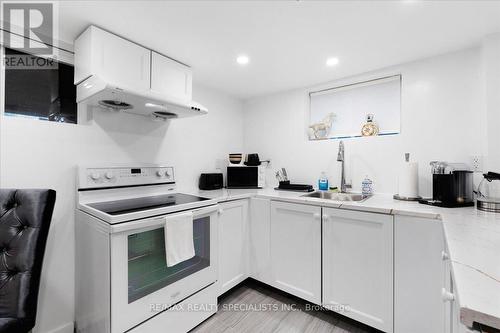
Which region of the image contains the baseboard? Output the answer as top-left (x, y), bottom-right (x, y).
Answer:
top-left (34, 321), bottom-right (74, 333)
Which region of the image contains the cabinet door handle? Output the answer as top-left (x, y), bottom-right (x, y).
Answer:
top-left (313, 213), bottom-right (321, 220)
top-left (322, 214), bottom-right (329, 221)
top-left (218, 208), bottom-right (224, 215)
top-left (441, 251), bottom-right (450, 260)
top-left (441, 288), bottom-right (455, 302)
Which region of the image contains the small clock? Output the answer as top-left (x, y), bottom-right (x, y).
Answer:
top-left (361, 114), bottom-right (379, 136)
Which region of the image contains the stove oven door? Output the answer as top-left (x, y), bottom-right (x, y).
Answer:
top-left (109, 205), bottom-right (219, 333)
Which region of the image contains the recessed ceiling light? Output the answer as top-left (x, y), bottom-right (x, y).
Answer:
top-left (326, 57), bottom-right (339, 67)
top-left (236, 55), bottom-right (250, 65)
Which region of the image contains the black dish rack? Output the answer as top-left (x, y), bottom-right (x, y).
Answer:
top-left (274, 181), bottom-right (314, 193)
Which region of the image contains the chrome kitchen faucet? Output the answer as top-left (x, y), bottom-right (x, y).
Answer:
top-left (337, 141), bottom-right (351, 193)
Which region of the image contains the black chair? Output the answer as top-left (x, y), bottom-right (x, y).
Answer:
top-left (0, 189), bottom-right (56, 333)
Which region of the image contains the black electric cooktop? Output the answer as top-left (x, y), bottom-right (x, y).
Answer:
top-left (87, 193), bottom-right (209, 216)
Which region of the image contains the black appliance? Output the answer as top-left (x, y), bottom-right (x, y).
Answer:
top-left (198, 173), bottom-right (223, 190)
top-left (419, 162), bottom-right (474, 208)
top-left (227, 166), bottom-right (264, 188)
top-left (244, 153), bottom-right (261, 166)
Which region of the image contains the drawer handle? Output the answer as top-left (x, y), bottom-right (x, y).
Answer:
top-left (441, 288), bottom-right (455, 302)
top-left (441, 251), bottom-right (450, 260)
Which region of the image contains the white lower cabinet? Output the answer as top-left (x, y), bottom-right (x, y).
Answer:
top-left (249, 197), bottom-right (272, 284)
top-left (394, 215), bottom-right (447, 333)
top-left (446, 275), bottom-right (454, 333)
top-left (445, 254), bottom-right (457, 333)
top-left (217, 200), bottom-right (249, 295)
top-left (240, 199), bottom-right (466, 333)
top-left (444, 239), bottom-right (464, 333)
top-left (270, 201), bottom-right (321, 304)
top-left (322, 208), bottom-right (393, 333)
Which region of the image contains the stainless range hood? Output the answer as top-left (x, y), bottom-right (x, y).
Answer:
top-left (77, 76), bottom-right (207, 120)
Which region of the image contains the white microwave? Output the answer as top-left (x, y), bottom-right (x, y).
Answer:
top-left (226, 166), bottom-right (265, 188)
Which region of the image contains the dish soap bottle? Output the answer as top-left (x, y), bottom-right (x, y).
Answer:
top-left (318, 172), bottom-right (329, 191)
top-left (362, 176), bottom-right (373, 196)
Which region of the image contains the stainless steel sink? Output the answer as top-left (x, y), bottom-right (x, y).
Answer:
top-left (301, 191), bottom-right (370, 202)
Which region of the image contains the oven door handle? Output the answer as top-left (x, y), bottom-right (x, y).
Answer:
top-left (110, 204), bottom-right (220, 234)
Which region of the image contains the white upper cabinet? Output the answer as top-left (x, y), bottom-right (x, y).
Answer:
top-left (218, 200), bottom-right (249, 296)
top-left (322, 208), bottom-right (393, 333)
top-left (74, 26), bottom-right (194, 102)
top-left (74, 26), bottom-right (151, 92)
top-left (151, 52), bottom-right (193, 101)
top-left (270, 201), bottom-right (321, 305)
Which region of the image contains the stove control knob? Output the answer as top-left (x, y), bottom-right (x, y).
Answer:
top-left (90, 172), bottom-right (101, 181)
top-left (165, 170), bottom-right (171, 178)
top-left (156, 170), bottom-right (163, 177)
top-left (105, 172), bottom-right (114, 180)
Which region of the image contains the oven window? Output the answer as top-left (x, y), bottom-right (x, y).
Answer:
top-left (127, 216), bottom-right (210, 303)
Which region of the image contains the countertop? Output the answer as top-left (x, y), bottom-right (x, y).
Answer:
top-left (190, 187), bottom-right (500, 330)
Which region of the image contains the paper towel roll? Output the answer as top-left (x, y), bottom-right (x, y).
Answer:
top-left (398, 162), bottom-right (419, 198)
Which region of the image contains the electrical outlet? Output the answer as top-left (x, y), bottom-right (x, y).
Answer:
top-left (470, 155), bottom-right (484, 172)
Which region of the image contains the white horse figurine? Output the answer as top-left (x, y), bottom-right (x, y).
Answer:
top-left (309, 113), bottom-right (336, 139)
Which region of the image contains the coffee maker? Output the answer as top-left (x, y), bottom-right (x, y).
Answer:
top-left (419, 162), bottom-right (474, 208)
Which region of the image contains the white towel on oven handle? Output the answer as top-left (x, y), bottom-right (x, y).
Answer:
top-left (164, 211), bottom-right (195, 267)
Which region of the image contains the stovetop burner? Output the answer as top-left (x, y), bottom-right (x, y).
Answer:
top-left (87, 193), bottom-right (209, 216)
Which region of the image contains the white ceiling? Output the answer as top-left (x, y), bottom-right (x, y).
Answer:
top-left (58, 0), bottom-right (500, 100)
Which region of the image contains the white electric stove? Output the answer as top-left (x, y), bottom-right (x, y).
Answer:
top-left (75, 165), bottom-right (219, 333)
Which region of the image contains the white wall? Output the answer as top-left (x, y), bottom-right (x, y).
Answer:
top-left (481, 33), bottom-right (500, 172)
top-left (0, 84), bottom-right (244, 333)
top-left (243, 48), bottom-right (487, 196)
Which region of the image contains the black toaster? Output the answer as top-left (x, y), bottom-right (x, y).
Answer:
top-left (198, 173), bottom-right (223, 190)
